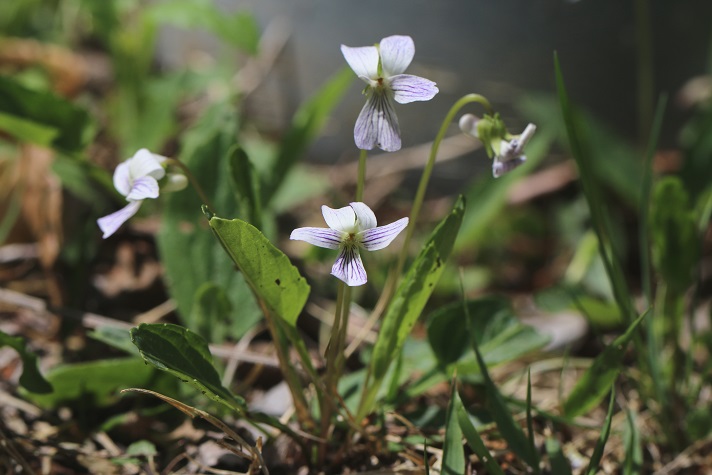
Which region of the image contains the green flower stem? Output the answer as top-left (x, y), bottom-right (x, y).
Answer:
top-left (356, 149), bottom-right (368, 202)
top-left (164, 158), bottom-right (218, 213)
top-left (393, 94), bottom-right (493, 283)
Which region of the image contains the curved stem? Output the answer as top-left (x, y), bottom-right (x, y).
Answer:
top-left (393, 94), bottom-right (493, 284)
top-left (165, 158), bottom-right (218, 213)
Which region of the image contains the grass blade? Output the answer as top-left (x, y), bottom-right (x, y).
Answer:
top-left (545, 438), bottom-right (572, 475)
top-left (585, 389), bottom-right (616, 475)
top-left (471, 324), bottom-right (540, 470)
top-left (554, 53), bottom-right (635, 324)
top-left (623, 409), bottom-right (643, 475)
top-left (563, 310), bottom-right (648, 418)
top-left (455, 390), bottom-right (504, 475)
top-left (442, 379), bottom-right (466, 475)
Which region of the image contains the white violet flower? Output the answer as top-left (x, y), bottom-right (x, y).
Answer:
top-left (341, 35), bottom-right (439, 152)
top-left (97, 148), bottom-right (166, 239)
top-left (290, 202), bottom-right (408, 286)
top-left (459, 114), bottom-right (536, 178)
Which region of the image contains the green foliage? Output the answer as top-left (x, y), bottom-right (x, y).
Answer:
top-left (0, 330), bottom-right (52, 394)
top-left (145, 0), bottom-right (260, 55)
top-left (0, 75), bottom-right (92, 152)
top-left (470, 316), bottom-right (540, 471)
top-left (563, 311), bottom-right (648, 418)
top-left (585, 390), bottom-right (616, 475)
top-left (427, 297), bottom-right (548, 371)
top-left (554, 54), bottom-right (635, 324)
top-left (442, 381), bottom-right (465, 475)
top-left (228, 145), bottom-right (263, 229)
top-left (546, 438), bottom-right (572, 475)
top-left (623, 409), bottom-right (643, 475)
top-left (130, 323), bottom-right (245, 412)
top-left (27, 358), bottom-right (155, 408)
top-left (208, 215), bottom-right (310, 328)
top-left (157, 102), bottom-right (261, 341)
top-left (650, 176), bottom-right (699, 293)
top-left (359, 196), bottom-right (465, 418)
top-left (455, 389), bottom-right (504, 475)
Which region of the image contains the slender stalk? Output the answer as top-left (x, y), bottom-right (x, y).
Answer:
top-left (165, 158), bottom-right (218, 213)
top-left (257, 299), bottom-right (313, 430)
top-left (356, 149), bottom-right (368, 202)
top-left (393, 94), bottom-right (493, 287)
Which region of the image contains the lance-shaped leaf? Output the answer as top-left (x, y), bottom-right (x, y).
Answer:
top-left (455, 389), bottom-right (505, 475)
top-left (0, 76), bottom-right (92, 152)
top-left (130, 323), bottom-right (245, 412)
top-left (442, 380), bottom-right (465, 475)
top-left (208, 215), bottom-right (310, 327)
top-left (563, 311), bottom-right (648, 418)
top-left (359, 196), bottom-right (464, 418)
top-left (585, 390), bottom-right (616, 475)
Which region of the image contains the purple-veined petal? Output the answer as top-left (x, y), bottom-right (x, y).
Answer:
top-left (492, 156), bottom-right (526, 178)
top-left (129, 149), bottom-right (166, 181)
top-left (290, 227), bottom-right (344, 250)
top-left (360, 217), bottom-right (408, 251)
top-left (97, 201), bottom-right (142, 238)
top-left (349, 202), bottom-right (377, 231)
top-left (331, 245), bottom-right (367, 286)
top-left (390, 74), bottom-right (438, 104)
top-left (379, 35), bottom-right (414, 77)
top-left (354, 92), bottom-right (401, 152)
top-left (126, 176), bottom-right (160, 201)
top-left (341, 45), bottom-right (379, 80)
top-left (113, 161), bottom-right (132, 197)
top-left (322, 205), bottom-right (357, 233)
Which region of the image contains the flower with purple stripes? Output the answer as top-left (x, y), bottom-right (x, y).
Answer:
top-left (97, 148), bottom-right (166, 238)
top-left (459, 114), bottom-right (536, 178)
top-left (341, 35), bottom-right (438, 152)
top-left (290, 202), bottom-right (408, 286)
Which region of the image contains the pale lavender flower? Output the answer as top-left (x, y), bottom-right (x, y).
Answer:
top-left (492, 123), bottom-right (536, 178)
top-left (341, 35), bottom-right (439, 152)
top-left (459, 114), bottom-right (536, 178)
top-left (290, 202), bottom-right (408, 286)
top-left (97, 148), bottom-right (166, 238)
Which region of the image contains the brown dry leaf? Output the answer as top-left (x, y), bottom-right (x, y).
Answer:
top-left (0, 37), bottom-right (87, 97)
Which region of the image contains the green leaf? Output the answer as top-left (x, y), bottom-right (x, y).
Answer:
top-left (193, 282), bottom-right (233, 343)
top-left (638, 95), bottom-right (668, 304)
top-left (263, 67), bottom-right (353, 203)
top-left (623, 409), bottom-right (642, 475)
top-left (88, 326), bottom-right (137, 355)
top-left (0, 330), bottom-right (52, 394)
top-left (130, 323), bottom-right (245, 412)
top-left (585, 390), bottom-right (615, 475)
top-left (0, 75), bottom-right (92, 152)
top-left (157, 102), bottom-right (261, 341)
top-left (145, 1), bottom-right (259, 54)
top-left (650, 176), bottom-right (699, 293)
top-left (554, 54), bottom-right (635, 324)
top-left (563, 310), bottom-right (648, 418)
top-left (545, 438), bottom-right (572, 475)
top-left (455, 390), bottom-right (505, 475)
top-left (442, 381), bottom-right (465, 475)
top-left (26, 358), bottom-right (153, 408)
top-left (427, 297), bottom-right (548, 369)
top-left (0, 111), bottom-right (58, 145)
top-left (358, 197), bottom-right (465, 418)
top-left (208, 216), bottom-right (310, 327)
top-left (470, 318), bottom-right (540, 470)
top-left (228, 145), bottom-right (262, 229)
